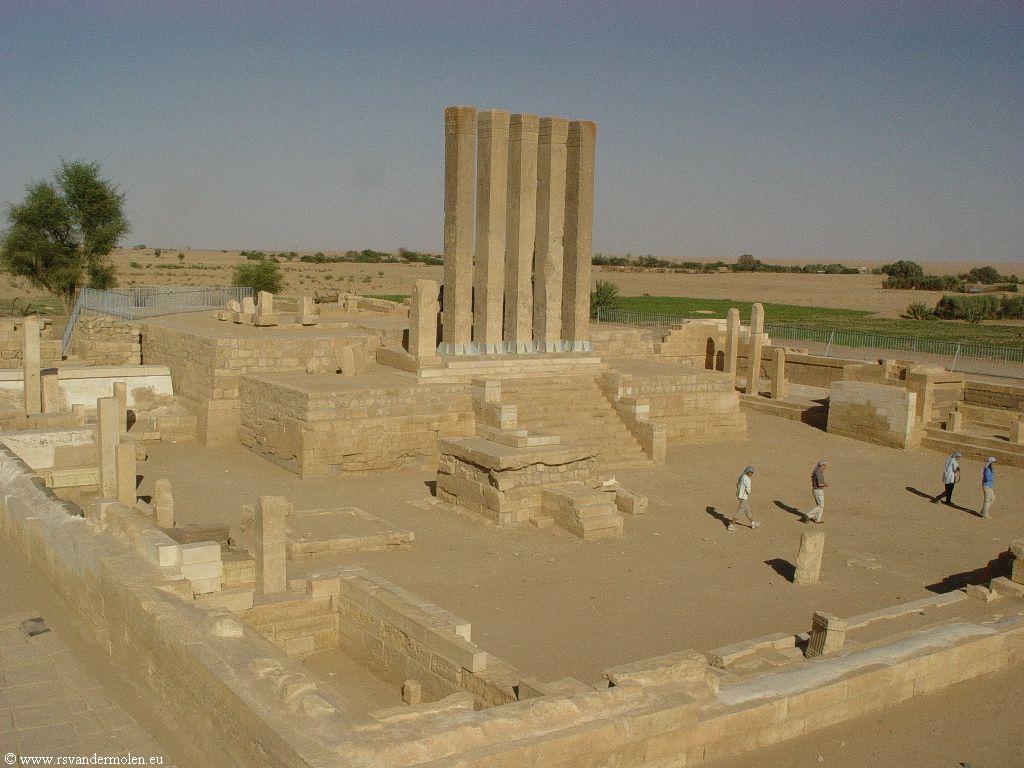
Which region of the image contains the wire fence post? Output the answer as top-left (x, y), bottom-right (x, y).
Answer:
top-left (823, 330), bottom-right (835, 358)
top-left (951, 343), bottom-right (961, 372)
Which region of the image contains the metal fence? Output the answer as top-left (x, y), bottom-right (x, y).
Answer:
top-left (61, 286), bottom-right (253, 355)
top-left (593, 308), bottom-right (1024, 370)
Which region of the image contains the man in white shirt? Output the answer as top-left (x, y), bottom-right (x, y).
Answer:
top-left (728, 466), bottom-right (760, 531)
top-left (931, 451), bottom-right (960, 506)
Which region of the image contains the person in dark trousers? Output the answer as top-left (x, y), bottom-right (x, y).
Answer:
top-left (932, 451), bottom-right (961, 506)
top-left (803, 460), bottom-right (828, 523)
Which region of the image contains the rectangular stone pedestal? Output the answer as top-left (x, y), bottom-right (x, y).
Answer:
top-left (542, 483), bottom-right (623, 541)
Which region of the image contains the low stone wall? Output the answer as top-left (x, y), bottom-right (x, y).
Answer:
top-left (240, 375), bottom-right (474, 476)
top-left (69, 312), bottom-right (142, 365)
top-left (590, 327), bottom-right (658, 359)
top-left (827, 381), bottom-right (918, 448)
top-left (964, 380), bottom-right (1024, 412)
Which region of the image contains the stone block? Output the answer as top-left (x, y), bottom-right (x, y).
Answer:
top-left (179, 541), bottom-right (221, 565)
top-left (154, 478), bottom-right (174, 529)
top-left (805, 611), bottom-right (847, 657)
top-left (614, 489), bottom-right (648, 515)
top-left (115, 441), bottom-right (137, 506)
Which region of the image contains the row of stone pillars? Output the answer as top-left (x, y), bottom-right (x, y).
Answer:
top-left (720, 302), bottom-right (787, 400)
top-left (438, 105), bottom-right (597, 355)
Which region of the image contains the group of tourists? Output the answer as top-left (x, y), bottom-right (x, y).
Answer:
top-left (727, 453), bottom-right (998, 531)
top-left (930, 451), bottom-right (998, 518)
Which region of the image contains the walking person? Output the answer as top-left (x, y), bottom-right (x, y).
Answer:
top-left (803, 460), bottom-right (828, 523)
top-left (932, 451), bottom-right (961, 506)
top-left (728, 466), bottom-right (760, 531)
top-left (981, 457), bottom-right (997, 518)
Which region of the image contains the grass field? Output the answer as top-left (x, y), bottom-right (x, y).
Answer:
top-left (613, 296), bottom-right (1024, 348)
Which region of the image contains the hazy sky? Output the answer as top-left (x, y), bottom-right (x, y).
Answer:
top-left (2, 1), bottom-right (1022, 262)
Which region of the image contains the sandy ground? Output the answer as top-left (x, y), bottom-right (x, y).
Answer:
top-left (137, 411), bottom-right (1022, 688)
top-left (4, 249), bottom-right (1020, 319)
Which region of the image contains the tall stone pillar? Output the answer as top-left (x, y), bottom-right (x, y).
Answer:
top-left (440, 105), bottom-right (477, 353)
top-left (562, 120), bottom-right (597, 351)
top-left (96, 397), bottom-right (119, 498)
top-left (746, 332), bottom-right (765, 396)
top-left (750, 302), bottom-right (765, 335)
top-left (22, 316), bottom-right (41, 416)
top-left (255, 495), bottom-right (289, 595)
top-left (769, 347), bottom-right (789, 400)
top-left (408, 279), bottom-right (440, 360)
top-left (472, 109), bottom-right (509, 353)
top-left (533, 117), bottom-right (569, 349)
top-left (504, 113), bottom-right (539, 352)
top-left (154, 478), bottom-right (174, 528)
top-left (724, 308), bottom-right (740, 382)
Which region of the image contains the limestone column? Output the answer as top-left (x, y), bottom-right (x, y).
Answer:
top-left (472, 109), bottom-right (509, 353)
top-left (746, 332), bottom-right (765, 396)
top-left (408, 279), bottom-right (440, 360)
top-left (769, 347), bottom-right (789, 400)
top-left (724, 309), bottom-right (740, 382)
top-left (40, 369), bottom-right (61, 413)
top-left (96, 397), bottom-right (118, 497)
top-left (113, 381), bottom-right (128, 434)
top-left (255, 495), bottom-right (289, 595)
top-left (115, 441), bottom-right (137, 506)
top-left (562, 120), bottom-right (597, 351)
top-left (22, 316), bottom-right (41, 416)
top-left (533, 117), bottom-right (569, 349)
top-left (793, 531), bottom-right (825, 585)
top-left (504, 113), bottom-right (539, 352)
top-left (750, 302), bottom-right (765, 335)
top-left (440, 105), bottom-right (477, 353)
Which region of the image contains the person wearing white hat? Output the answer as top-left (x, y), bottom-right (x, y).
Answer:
top-left (932, 451), bottom-right (961, 506)
top-left (803, 460), bottom-right (828, 523)
top-left (728, 466), bottom-right (760, 531)
top-left (981, 457), bottom-right (997, 518)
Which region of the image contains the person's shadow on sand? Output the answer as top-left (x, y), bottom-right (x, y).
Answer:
top-left (905, 486), bottom-right (979, 516)
top-left (773, 500), bottom-right (805, 520)
top-left (705, 506), bottom-right (732, 529)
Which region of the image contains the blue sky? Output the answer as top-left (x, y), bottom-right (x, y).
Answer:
top-left (1, 1), bottom-right (1021, 262)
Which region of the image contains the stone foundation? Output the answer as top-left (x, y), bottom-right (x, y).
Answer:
top-left (827, 381), bottom-right (918, 449)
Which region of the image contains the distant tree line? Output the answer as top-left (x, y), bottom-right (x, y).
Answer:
top-left (240, 248), bottom-right (443, 266)
top-left (882, 260), bottom-right (1019, 292)
top-left (591, 253), bottom-right (860, 274)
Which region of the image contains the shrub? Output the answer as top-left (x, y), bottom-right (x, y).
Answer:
top-left (1000, 295), bottom-right (1024, 319)
top-left (967, 266), bottom-right (1003, 284)
top-left (243, 251), bottom-right (266, 261)
top-left (906, 302), bottom-right (933, 320)
top-left (590, 280), bottom-right (621, 318)
top-left (153, 248), bottom-right (161, 257)
top-left (933, 294), bottom-right (1000, 321)
top-left (232, 260), bottom-right (283, 294)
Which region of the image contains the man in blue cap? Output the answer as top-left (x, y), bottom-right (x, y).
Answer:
top-left (728, 466), bottom-right (760, 531)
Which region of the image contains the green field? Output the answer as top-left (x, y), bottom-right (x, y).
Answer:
top-left (613, 296), bottom-right (1024, 349)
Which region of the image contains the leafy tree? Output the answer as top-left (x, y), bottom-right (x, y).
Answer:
top-left (590, 280), bottom-right (621, 318)
top-left (882, 260), bottom-right (924, 280)
top-left (232, 259), bottom-right (284, 294)
top-left (1, 161), bottom-right (129, 308)
top-left (967, 266), bottom-right (1002, 284)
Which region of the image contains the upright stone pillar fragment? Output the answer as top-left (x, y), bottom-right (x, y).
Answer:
top-left (750, 302), bottom-right (765, 335)
top-left (533, 117), bottom-right (569, 349)
top-left (746, 333), bottom-right (765, 396)
top-left (40, 369), bottom-right (61, 413)
top-left (805, 611), bottom-right (847, 657)
top-left (408, 279), bottom-right (440, 360)
top-left (440, 105), bottom-right (477, 353)
top-left (115, 441), bottom-right (137, 506)
top-left (154, 478), bottom-right (174, 528)
top-left (254, 291), bottom-right (278, 327)
top-left (96, 397), bottom-right (119, 498)
top-left (472, 109), bottom-right (509, 353)
top-left (724, 308), bottom-right (740, 381)
top-left (769, 347), bottom-right (789, 401)
top-left (22, 316), bottom-right (41, 416)
top-left (504, 113), bottom-right (539, 352)
top-left (562, 120), bottom-right (597, 351)
top-left (793, 530), bottom-right (825, 585)
top-left (113, 381), bottom-right (128, 434)
top-left (255, 495), bottom-right (289, 595)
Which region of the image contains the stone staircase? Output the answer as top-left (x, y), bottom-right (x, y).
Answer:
top-left (499, 375), bottom-right (649, 467)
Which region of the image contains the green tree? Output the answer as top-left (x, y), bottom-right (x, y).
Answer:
top-left (967, 266), bottom-right (1001, 284)
top-left (232, 259), bottom-right (284, 294)
top-left (1, 161), bottom-right (129, 308)
top-left (590, 280), bottom-right (622, 318)
top-left (882, 260), bottom-right (924, 280)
